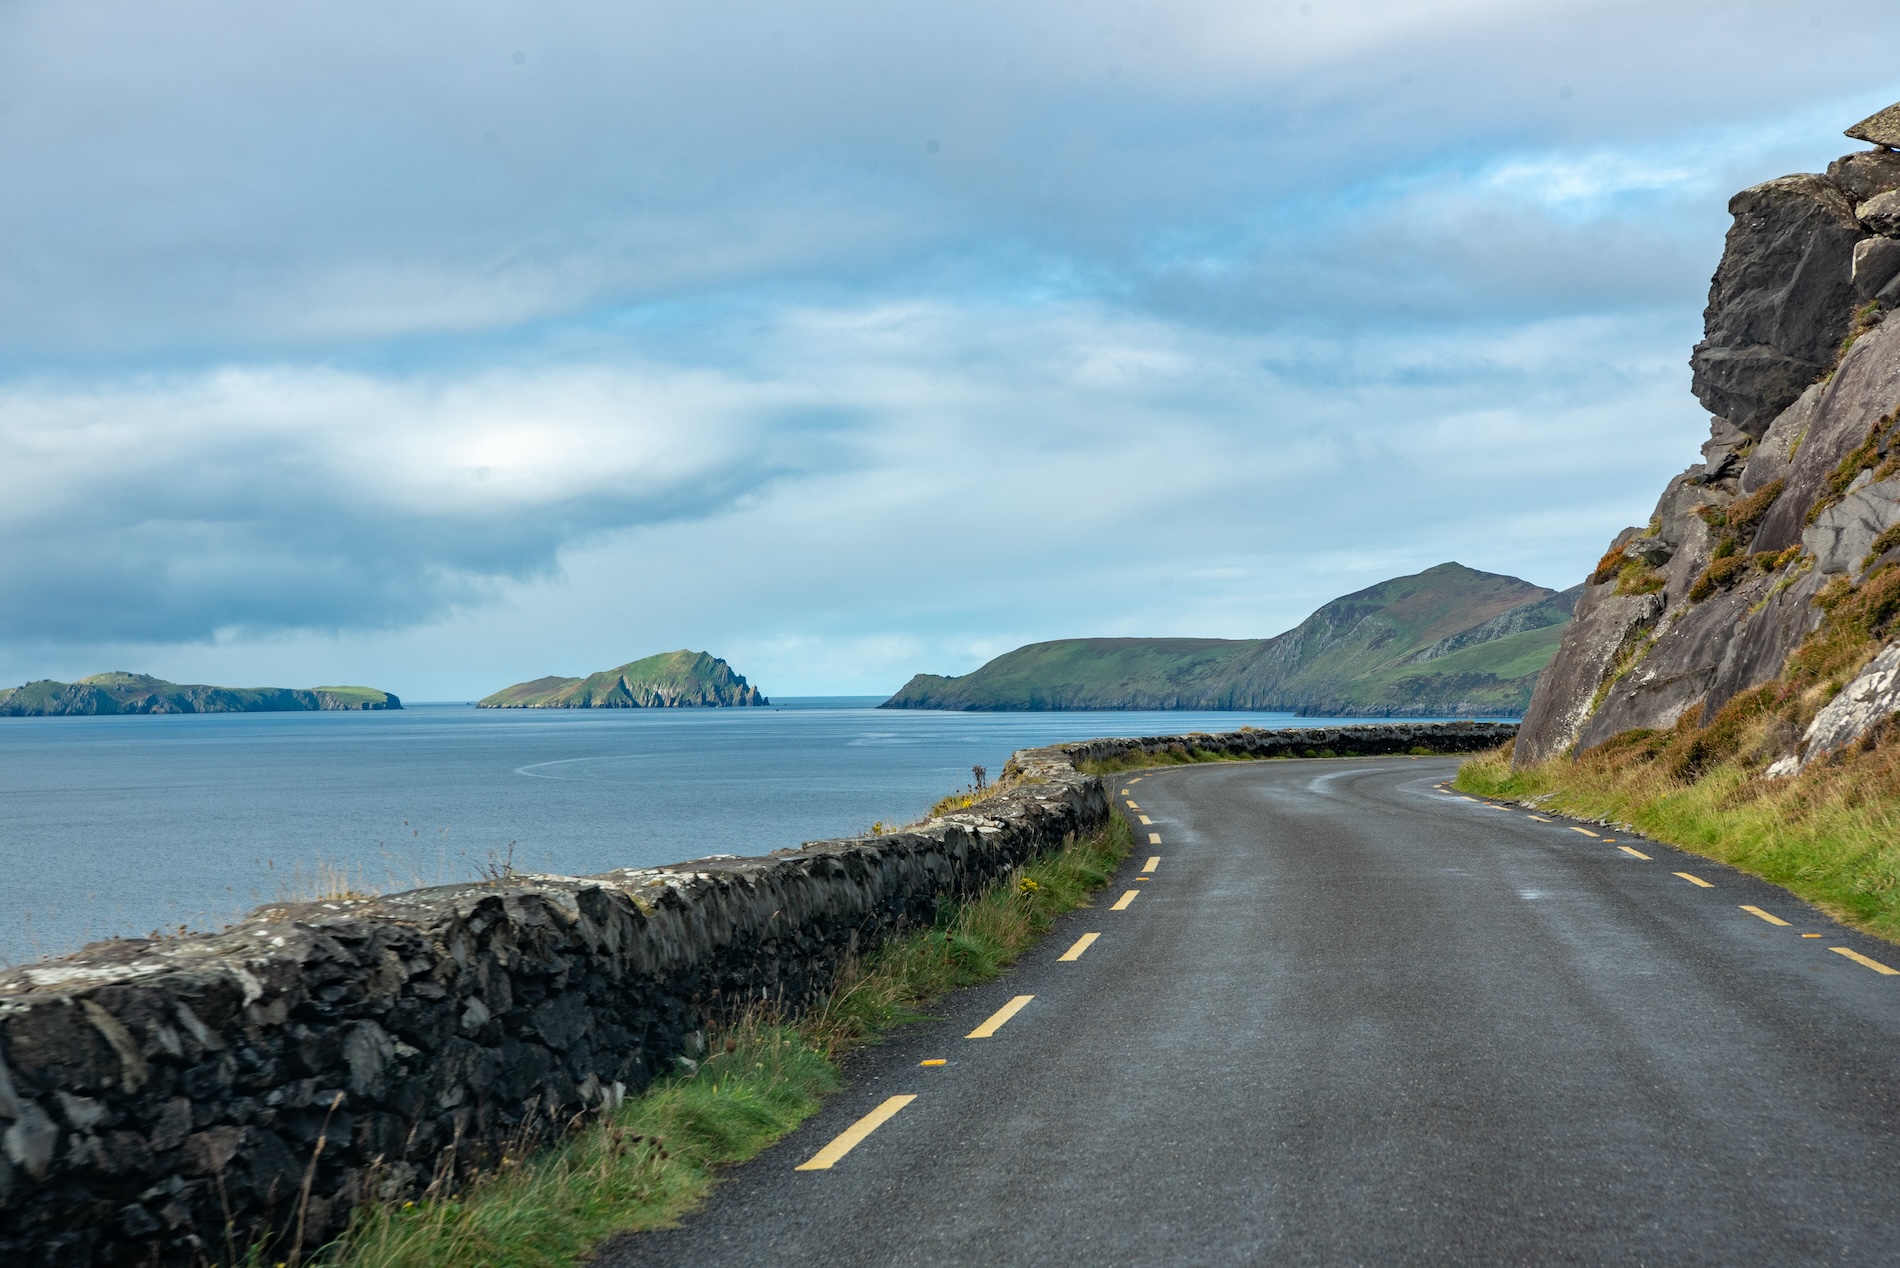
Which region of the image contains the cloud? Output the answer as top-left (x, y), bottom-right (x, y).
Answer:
top-left (0, 0), bottom-right (1897, 686)
top-left (0, 363), bottom-right (845, 641)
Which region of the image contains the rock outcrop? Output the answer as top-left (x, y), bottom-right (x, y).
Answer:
top-left (1518, 105), bottom-right (1900, 768)
top-left (479, 650), bottom-right (765, 709)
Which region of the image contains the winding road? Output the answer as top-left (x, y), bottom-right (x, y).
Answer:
top-left (598, 756), bottom-right (1900, 1265)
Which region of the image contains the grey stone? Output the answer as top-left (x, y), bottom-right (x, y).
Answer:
top-left (53, 1092), bottom-right (105, 1132)
top-left (341, 1021), bottom-right (394, 1100)
top-left (0, 1050), bottom-right (18, 1120)
top-left (2, 1101), bottom-right (58, 1181)
top-left (1828, 148), bottom-right (1900, 201)
top-left (1797, 642), bottom-right (1900, 768)
top-left (1739, 380), bottom-right (1826, 496)
top-left (1515, 585), bottom-right (1665, 765)
top-left (1580, 584), bottom-right (1764, 746)
top-left (1859, 190), bottom-right (1900, 238)
top-left (1690, 174), bottom-right (1867, 434)
top-left (1853, 237), bottom-right (1900, 300)
top-left (1752, 317), bottom-right (1900, 554)
top-left (1804, 475), bottom-right (1900, 578)
top-left (1846, 101), bottom-right (1900, 150)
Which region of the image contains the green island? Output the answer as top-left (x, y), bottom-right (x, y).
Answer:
top-left (479, 649), bottom-right (767, 708)
top-left (883, 562), bottom-right (1577, 716)
top-left (0, 672), bottom-right (400, 716)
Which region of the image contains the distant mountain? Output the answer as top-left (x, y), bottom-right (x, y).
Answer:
top-left (882, 563), bottom-right (1579, 717)
top-left (0, 672), bottom-right (400, 716)
top-left (478, 650), bottom-right (767, 709)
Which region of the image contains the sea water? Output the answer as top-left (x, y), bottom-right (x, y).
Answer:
top-left (0, 700), bottom-right (1449, 964)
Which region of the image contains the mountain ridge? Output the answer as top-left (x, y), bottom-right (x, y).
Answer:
top-left (883, 562), bottom-right (1577, 716)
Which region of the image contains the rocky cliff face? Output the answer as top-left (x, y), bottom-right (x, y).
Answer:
top-left (1518, 107), bottom-right (1900, 768)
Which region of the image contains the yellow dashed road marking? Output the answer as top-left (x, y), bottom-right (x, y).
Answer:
top-left (1148, 832), bottom-right (1161, 845)
top-left (1125, 800), bottom-right (1139, 810)
top-left (1143, 855), bottom-right (1161, 871)
top-left (1528, 815), bottom-right (1551, 822)
top-left (1740, 905), bottom-right (1790, 926)
top-left (796, 1095), bottom-right (917, 1170)
top-left (1058, 933), bottom-right (1100, 961)
top-left (1831, 947), bottom-right (1900, 975)
top-left (1618, 845), bottom-right (1651, 859)
top-left (1111, 889), bottom-right (1140, 911)
top-left (1674, 872), bottom-right (1714, 888)
top-left (967, 995), bottom-right (1035, 1038)
top-left (1138, 815), bottom-right (1153, 825)
top-left (1570, 827), bottom-right (1599, 838)
top-left (919, 1059), bottom-right (945, 1066)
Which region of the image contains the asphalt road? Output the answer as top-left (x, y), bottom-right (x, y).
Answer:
top-left (597, 756), bottom-right (1900, 1266)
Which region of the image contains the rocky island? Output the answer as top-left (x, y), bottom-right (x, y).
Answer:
top-left (478, 649), bottom-right (768, 708)
top-left (883, 562), bottom-right (1578, 716)
top-left (0, 672), bottom-right (400, 715)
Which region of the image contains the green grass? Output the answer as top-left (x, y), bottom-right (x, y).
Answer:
top-left (322, 809), bottom-right (1134, 1267)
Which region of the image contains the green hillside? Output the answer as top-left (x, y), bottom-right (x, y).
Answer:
top-left (478, 650), bottom-right (767, 709)
top-left (882, 563), bottom-right (1577, 717)
top-left (0, 672), bottom-right (400, 716)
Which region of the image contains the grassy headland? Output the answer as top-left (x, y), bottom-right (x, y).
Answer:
top-left (0, 672), bottom-right (399, 715)
top-left (324, 810), bottom-right (1134, 1267)
top-left (882, 562), bottom-right (1576, 717)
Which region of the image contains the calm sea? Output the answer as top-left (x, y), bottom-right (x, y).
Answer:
top-left (0, 699), bottom-right (1446, 964)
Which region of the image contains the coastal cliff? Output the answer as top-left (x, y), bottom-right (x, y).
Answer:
top-left (1518, 103), bottom-right (1900, 771)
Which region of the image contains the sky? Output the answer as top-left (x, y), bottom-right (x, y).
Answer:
top-left (2, 0), bottom-right (1898, 700)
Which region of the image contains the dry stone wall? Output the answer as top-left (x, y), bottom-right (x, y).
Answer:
top-left (0, 723), bottom-right (1510, 1265)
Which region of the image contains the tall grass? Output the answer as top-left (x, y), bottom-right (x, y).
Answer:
top-left (325, 810), bottom-right (1133, 1267)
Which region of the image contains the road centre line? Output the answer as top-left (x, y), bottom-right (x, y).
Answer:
top-left (1125, 800), bottom-right (1140, 809)
top-left (1148, 833), bottom-right (1161, 845)
top-left (1740, 905), bottom-right (1791, 926)
top-left (1831, 946), bottom-right (1900, 975)
top-left (1619, 845), bottom-right (1652, 859)
top-left (1571, 827), bottom-right (1599, 837)
top-left (1528, 815), bottom-right (1551, 822)
top-left (1121, 788), bottom-right (1130, 795)
top-left (1143, 855), bottom-right (1161, 871)
top-left (1675, 872), bottom-right (1715, 888)
top-left (1111, 889), bottom-right (1140, 911)
top-left (967, 995), bottom-right (1035, 1037)
top-left (795, 1095), bottom-right (917, 1171)
top-left (1138, 815), bottom-right (1153, 825)
top-left (1058, 933), bottom-right (1100, 961)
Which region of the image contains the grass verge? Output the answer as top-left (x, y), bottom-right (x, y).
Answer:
top-left (324, 808), bottom-right (1133, 1267)
top-left (1457, 738), bottom-right (1900, 941)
